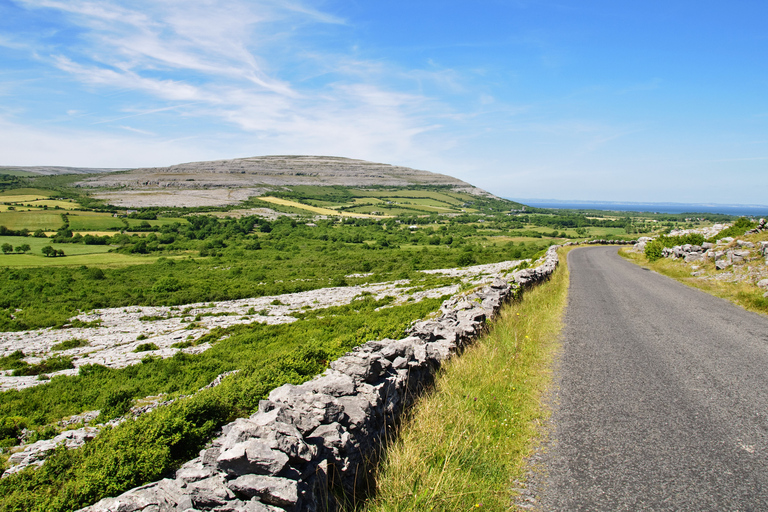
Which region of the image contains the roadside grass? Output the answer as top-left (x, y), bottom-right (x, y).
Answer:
top-left (362, 247), bottom-right (570, 512)
top-left (619, 249), bottom-right (768, 316)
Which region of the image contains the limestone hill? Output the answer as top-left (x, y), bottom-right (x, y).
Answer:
top-left (68, 155), bottom-right (490, 208)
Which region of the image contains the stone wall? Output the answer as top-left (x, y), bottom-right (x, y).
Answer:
top-left (79, 246), bottom-right (560, 512)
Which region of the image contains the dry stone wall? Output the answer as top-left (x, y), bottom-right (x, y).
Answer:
top-left (79, 247), bottom-right (560, 512)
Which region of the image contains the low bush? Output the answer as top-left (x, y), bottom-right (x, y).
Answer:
top-left (11, 356), bottom-right (74, 376)
top-left (708, 217), bottom-right (757, 241)
top-left (51, 339), bottom-right (89, 351)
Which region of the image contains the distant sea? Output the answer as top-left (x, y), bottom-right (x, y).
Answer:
top-left (507, 199), bottom-right (768, 217)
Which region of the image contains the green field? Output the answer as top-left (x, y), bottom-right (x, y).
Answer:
top-left (67, 212), bottom-right (124, 231)
top-left (0, 211), bottom-right (65, 230)
top-left (0, 188), bottom-right (58, 198)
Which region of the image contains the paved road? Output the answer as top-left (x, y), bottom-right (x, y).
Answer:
top-left (538, 246), bottom-right (768, 511)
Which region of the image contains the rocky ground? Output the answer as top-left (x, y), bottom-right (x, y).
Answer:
top-left (0, 257), bottom-right (530, 479)
top-left (0, 259), bottom-right (526, 393)
top-left (631, 221), bottom-right (768, 293)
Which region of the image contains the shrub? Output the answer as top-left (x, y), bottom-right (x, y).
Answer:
top-left (0, 350), bottom-right (27, 371)
top-left (11, 355), bottom-right (74, 376)
top-left (51, 339), bottom-right (89, 351)
top-left (708, 217), bottom-right (757, 241)
top-left (644, 240), bottom-right (665, 261)
top-left (133, 343), bottom-right (159, 352)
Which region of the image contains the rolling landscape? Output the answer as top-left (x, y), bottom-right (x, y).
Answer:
top-left (3, 1), bottom-right (768, 509)
top-left (0, 156), bottom-right (765, 511)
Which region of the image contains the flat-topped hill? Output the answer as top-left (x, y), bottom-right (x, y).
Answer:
top-left (66, 155), bottom-right (490, 207)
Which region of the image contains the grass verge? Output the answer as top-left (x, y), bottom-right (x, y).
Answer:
top-left (619, 249), bottom-right (768, 316)
top-left (361, 248), bottom-right (571, 512)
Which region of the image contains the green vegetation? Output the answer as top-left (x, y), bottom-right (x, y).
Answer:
top-left (705, 216), bottom-right (757, 241)
top-left (363, 248), bottom-right (570, 512)
top-left (644, 233), bottom-right (706, 261)
top-left (11, 355), bottom-right (75, 377)
top-left (0, 297), bottom-right (444, 512)
top-left (51, 339), bottom-right (89, 351)
top-left (0, 174), bottom-right (746, 511)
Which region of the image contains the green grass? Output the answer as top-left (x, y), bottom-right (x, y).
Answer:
top-left (0, 297), bottom-right (447, 512)
top-left (362, 248), bottom-right (571, 512)
top-left (0, 188), bottom-right (57, 198)
top-left (0, 211), bottom-right (65, 231)
top-left (67, 213), bottom-right (124, 231)
top-left (0, 236), bottom-right (172, 267)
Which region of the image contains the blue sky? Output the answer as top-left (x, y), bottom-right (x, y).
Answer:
top-left (1, 0), bottom-right (767, 203)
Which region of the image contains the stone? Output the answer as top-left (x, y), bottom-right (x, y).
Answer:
top-left (175, 459), bottom-right (215, 483)
top-left (731, 250), bottom-right (752, 264)
top-left (757, 279), bottom-right (768, 290)
top-left (304, 370), bottom-right (356, 397)
top-left (684, 253), bottom-right (703, 263)
top-left (187, 475), bottom-right (236, 509)
top-left (228, 475), bottom-right (299, 508)
top-left (220, 418), bottom-right (262, 450)
top-left (715, 259), bottom-right (732, 270)
top-left (335, 395), bottom-right (372, 430)
top-left (217, 439), bottom-right (289, 477)
top-left (306, 423), bottom-right (352, 455)
top-left (253, 422), bottom-right (314, 462)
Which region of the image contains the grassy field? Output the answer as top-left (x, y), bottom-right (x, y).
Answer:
top-left (362, 247), bottom-right (571, 512)
top-left (67, 212), bottom-right (124, 231)
top-left (0, 188), bottom-right (58, 199)
top-left (259, 196), bottom-right (383, 218)
top-left (0, 211), bottom-right (65, 230)
top-left (0, 235), bottom-right (174, 267)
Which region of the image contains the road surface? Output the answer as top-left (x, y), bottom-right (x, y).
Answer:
top-left (537, 246), bottom-right (768, 511)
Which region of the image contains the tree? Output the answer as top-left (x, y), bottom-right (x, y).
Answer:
top-left (1, 243), bottom-right (12, 254)
top-left (41, 245), bottom-right (55, 257)
top-left (15, 244), bottom-right (30, 254)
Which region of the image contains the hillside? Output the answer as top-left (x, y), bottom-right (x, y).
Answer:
top-left (72, 155), bottom-right (492, 208)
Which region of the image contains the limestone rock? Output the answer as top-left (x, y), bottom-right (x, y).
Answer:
top-left (228, 474), bottom-right (299, 508)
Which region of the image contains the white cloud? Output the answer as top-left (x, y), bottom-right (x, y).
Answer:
top-left (119, 125), bottom-right (156, 136)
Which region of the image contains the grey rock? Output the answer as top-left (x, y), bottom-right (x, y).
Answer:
top-left (684, 253), bottom-right (703, 263)
top-left (187, 475), bottom-right (235, 509)
top-left (303, 370), bottom-right (356, 397)
top-left (253, 422), bottom-right (314, 462)
top-left (228, 474), bottom-right (299, 508)
top-left (335, 395), bottom-right (372, 430)
top-left (716, 259), bottom-right (733, 270)
top-left (757, 279), bottom-right (768, 289)
top-left (175, 459), bottom-right (214, 483)
top-left (217, 439), bottom-right (289, 477)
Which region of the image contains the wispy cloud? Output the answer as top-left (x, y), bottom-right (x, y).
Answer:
top-left (10, 0), bottom-right (451, 165)
top-left (119, 125), bottom-right (156, 136)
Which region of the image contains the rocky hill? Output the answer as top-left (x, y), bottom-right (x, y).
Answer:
top-left (70, 155), bottom-right (490, 207)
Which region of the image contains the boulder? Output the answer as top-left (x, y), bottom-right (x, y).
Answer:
top-left (228, 475), bottom-right (299, 508)
top-left (217, 439), bottom-right (289, 477)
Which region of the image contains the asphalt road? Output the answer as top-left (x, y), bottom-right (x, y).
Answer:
top-left (538, 246), bottom-right (768, 511)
